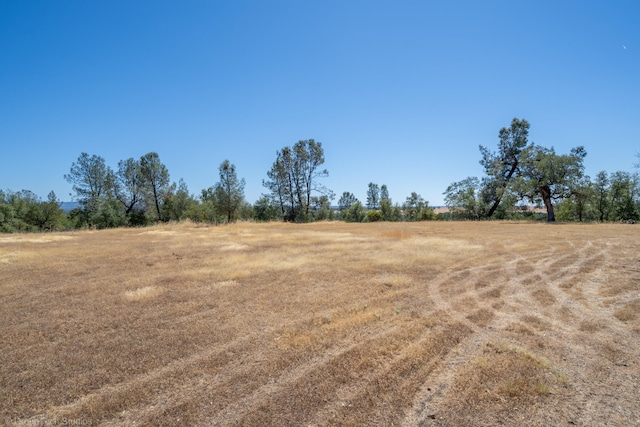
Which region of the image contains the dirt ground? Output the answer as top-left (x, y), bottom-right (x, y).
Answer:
top-left (1, 221), bottom-right (638, 426)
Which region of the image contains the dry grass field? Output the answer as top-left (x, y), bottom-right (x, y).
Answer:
top-left (1, 221), bottom-right (639, 426)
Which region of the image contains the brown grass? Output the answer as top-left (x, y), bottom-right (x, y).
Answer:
top-left (1, 221), bottom-right (639, 426)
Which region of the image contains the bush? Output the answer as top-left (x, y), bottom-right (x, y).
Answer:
top-left (365, 210), bottom-right (382, 222)
top-left (343, 202), bottom-right (366, 222)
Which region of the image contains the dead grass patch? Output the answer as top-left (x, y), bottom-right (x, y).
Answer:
top-left (371, 273), bottom-right (413, 288)
top-left (466, 308), bottom-right (494, 326)
top-left (614, 299), bottom-right (640, 322)
top-left (123, 286), bottom-right (165, 301)
top-left (439, 342), bottom-right (566, 425)
top-left (579, 319), bottom-right (606, 332)
top-left (531, 288), bottom-right (556, 306)
top-left (1, 221), bottom-right (639, 426)
top-left (506, 322), bottom-right (536, 336)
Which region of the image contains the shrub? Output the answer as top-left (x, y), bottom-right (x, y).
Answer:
top-left (366, 210), bottom-right (382, 222)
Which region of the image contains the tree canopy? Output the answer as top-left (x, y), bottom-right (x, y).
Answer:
top-left (5, 124), bottom-right (640, 232)
top-left (263, 139), bottom-right (331, 222)
top-left (479, 118), bottom-right (530, 218)
top-left (446, 118), bottom-right (591, 222)
top-left (514, 145), bottom-right (587, 222)
top-left (214, 160), bottom-right (246, 223)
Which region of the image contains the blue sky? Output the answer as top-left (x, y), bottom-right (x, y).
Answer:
top-left (1, 1), bottom-right (638, 206)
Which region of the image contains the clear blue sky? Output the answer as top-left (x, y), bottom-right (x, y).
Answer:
top-left (1, 1), bottom-right (638, 206)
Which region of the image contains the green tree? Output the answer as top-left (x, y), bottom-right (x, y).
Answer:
top-left (556, 177), bottom-right (595, 222)
top-left (163, 179), bottom-right (200, 222)
top-left (479, 118), bottom-right (530, 218)
top-left (293, 139), bottom-right (329, 219)
top-left (365, 210), bottom-right (382, 222)
top-left (366, 182), bottom-right (380, 209)
top-left (1, 190), bottom-right (34, 231)
top-left (200, 187), bottom-right (221, 223)
top-left (608, 171), bottom-right (639, 221)
top-left (33, 191), bottom-right (66, 231)
top-left (94, 199), bottom-right (127, 228)
top-left (139, 152), bottom-right (171, 222)
top-left (338, 191), bottom-right (358, 212)
top-left (0, 190), bottom-right (16, 232)
top-left (380, 198), bottom-right (393, 221)
top-left (592, 171), bottom-right (610, 222)
top-left (514, 145), bottom-right (587, 222)
top-left (443, 177), bottom-right (484, 220)
top-left (114, 157), bottom-right (146, 219)
top-left (0, 190), bottom-right (66, 232)
top-left (264, 139), bottom-right (331, 222)
top-left (311, 194), bottom-right (334, 221)
top-left (403, 192), bottom-right (434, 221)
top-left (343, 201), bottom-right (366, 222)
top-left (570, 176), bottom-right (594, 222)
top-left (253, 195), bottom-right (281, 222)
top-left (380, 184), bottom-right (390, 203)
top-left (263, 147), bottom-right (293, 219)
top-left (214, 160), bottom-right (245, 223)
top-left (65, 152), bottom-right (113, 219)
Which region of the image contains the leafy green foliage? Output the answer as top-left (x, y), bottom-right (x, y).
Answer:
top-left (0, 190), bottom-right (66, 232)
top-left (443, 177), bottom-right (484, 220)
top-left (139, 152), bottom-right (171, 222)
top-left (593, 171), bottom-right (610, 222)
top-left (263, 139), bottom-right (332, 222)
top-left (365, 210), bottom-right (382, 222)
top-left (446, 119), bottom-right (592, 222)
top-left (366, 182), bottom-right (380, 209)
top-left (342, 201), bottom-right (366, 222)
top-left (514, 145), bottom-right (587, 222)
top-left (65, 152), bottom-right (112, 219)
top-left (311, 195), bottom-right (334, 221)
top-left (402, 192), bottom-right (434, 221)
top-left (253, 195), bottom-right (282, 222)
top-left (213, 160), bottom-right (246, 223)
top-left (163, 179), bottom-right (201, 222)
top-left (479, 118), bottom-right (530, 218)
top-left (608, 171), bottom-right (639, 221)
top-left (338, 192), bottom-right (358, 212)
top-left (114, 157), bottom-right (145, 218)
top-left (380, 184), bottom-right (390, 203)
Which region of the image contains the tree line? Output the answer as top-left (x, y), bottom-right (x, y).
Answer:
top-left (2, 126), bottom-right (639, 232)
top-left (443, 118), bottom-right (640, 223)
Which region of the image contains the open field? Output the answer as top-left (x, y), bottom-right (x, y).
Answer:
top-left (1, 221), bottom-right (639, 426)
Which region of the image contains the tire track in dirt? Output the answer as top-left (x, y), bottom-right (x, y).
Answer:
top-left (97, 272), bottom-right (442, 424)
top-left (403, 257), bottom-right (531, 425)
top-left (406, 234), bottom-right (640, 426)
top-left (39, 270), bottom-right (446, 424)
top-left (12, 224), bottom-right (639, 426)
top-left (231, 318), bottom-right (471, 427)
top-left (233, 322), bottom-right (434, 426)
top-left (35, 331), bottom-right (265, 423)
top-left (309, 321), bottom-right (471, 427)
top-left (403, 240), bottom-right (607, 425)
top-left (201, 324), bottom-right (403, 426)
top-left (524, 239), bottom-right (640, 426)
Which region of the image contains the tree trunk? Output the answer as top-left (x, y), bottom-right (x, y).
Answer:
top-left (486, 193), bottom-right (501, 218)
top-left (539, 186), bottom-right (555, 222)
top-left (486, 165), bottom-right (518, 218)
top-left (152, 185), bottom-right (162, 221)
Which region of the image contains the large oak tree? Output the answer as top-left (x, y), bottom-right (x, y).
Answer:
top-left (514, 145), bottom-right (587, 222)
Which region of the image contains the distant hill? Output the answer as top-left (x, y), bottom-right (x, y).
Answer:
top-left (60, 202), bottom-right (79, 213)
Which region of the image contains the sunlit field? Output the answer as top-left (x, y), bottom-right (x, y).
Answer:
top-left (1, 221), bottom-right (639, 426)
